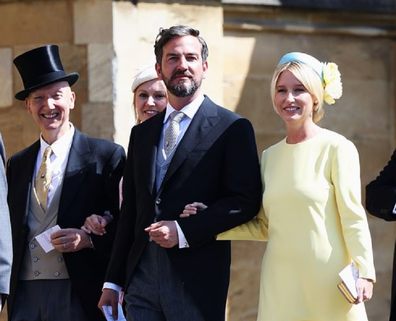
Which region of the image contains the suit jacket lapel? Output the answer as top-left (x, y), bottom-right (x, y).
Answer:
top-left (144, 113), bottom-right (165, 195)
top-left (23, 141), bottom-right (40, 183)
top-left (19, 142), bottom-right (40, 230)
top-left (58, 130), bottom-right (90, 219)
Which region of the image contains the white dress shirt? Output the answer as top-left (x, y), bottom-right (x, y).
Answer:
top-left (35, 124), bottom-right (74, 209)
top-left (161, 94), bottom-right (204, 160)
top-left (161, 95), bottom-right (204, 249)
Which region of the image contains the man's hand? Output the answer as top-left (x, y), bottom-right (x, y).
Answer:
top-left (50, 228), bottom-right (92, 252)
top-left (180, 202), bottom-right (208, 218)
top-left (354, 278), bottom-right (374, 304)
top-left (98, 289), bottom-right (120, 320)
top-left (81, 214), bottom-right (111, 236)
top-left (145, 221), bottom-right (178, 248)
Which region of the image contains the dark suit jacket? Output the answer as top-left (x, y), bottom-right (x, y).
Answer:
top-left (105, 96), bottom-right (262, 320)
top-left (366, 149), bottom-right (396, 221)
top-left (366, 148), bottom-right (396, 321)
top-left (6, 129), bottom-right (126, 321)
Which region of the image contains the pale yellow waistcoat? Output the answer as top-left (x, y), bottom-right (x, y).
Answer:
top-left (19, 181), bottom-right (69, 280)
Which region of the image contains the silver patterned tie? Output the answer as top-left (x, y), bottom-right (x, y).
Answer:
top-left (164, 111), bottom-right (185, 157)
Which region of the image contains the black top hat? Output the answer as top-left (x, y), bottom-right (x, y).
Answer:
top-left (13, 45), bottom-right (79, 101)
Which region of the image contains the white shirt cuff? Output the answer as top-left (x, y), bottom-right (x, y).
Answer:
top-left (103, 282), bottom-right (122, 293)
top-left (393, 202), bottom-right (396, 214)
top-left (175, 221), bottom-right (189, 248)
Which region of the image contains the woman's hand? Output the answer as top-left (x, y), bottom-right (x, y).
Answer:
top-left (180, 202), bottom-right (208, 218)
top-left (354, 278), bottom-right (374, 304)
top-left (81, 214), bottom-right (112, 236)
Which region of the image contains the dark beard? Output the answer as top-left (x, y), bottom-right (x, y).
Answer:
top-left (163, 72), bottom-right (202, 97)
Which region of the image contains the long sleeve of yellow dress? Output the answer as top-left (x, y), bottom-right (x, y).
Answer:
top-left (217, 205), bottom-right (268, 241)
top-left (331, 134), bottom-right (376, 281)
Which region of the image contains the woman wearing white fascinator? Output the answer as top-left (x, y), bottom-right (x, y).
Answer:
top-left (131, 63), bottom-right (167, 124)
top-left (183, 52), bottom-right (376, 320)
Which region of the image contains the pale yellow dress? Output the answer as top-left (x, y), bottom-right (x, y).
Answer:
top-left (218, 129), bottom-right (376, 321)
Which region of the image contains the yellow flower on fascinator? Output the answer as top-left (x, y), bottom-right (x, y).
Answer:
top-left (322, 62), bottom-right (343, 105)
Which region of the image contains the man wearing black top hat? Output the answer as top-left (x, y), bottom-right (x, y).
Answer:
top-left (7, 45), bottom-right (126, 321)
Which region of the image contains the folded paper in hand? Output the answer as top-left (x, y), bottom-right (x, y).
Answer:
top-left (102, 304), bottom-right (126, 321)
top-left (337, 262), bottom-right (359, 303)
top-left (35, 225), bottom-right (61, 253)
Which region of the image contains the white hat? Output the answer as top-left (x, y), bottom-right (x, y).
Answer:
top-left (131, 64), bottom-right (159, 93)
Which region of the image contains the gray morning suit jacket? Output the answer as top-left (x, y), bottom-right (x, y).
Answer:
top-left (105, 96), bottom-right (262, 320)
top-left (0, 133), bottom-right (12, 297)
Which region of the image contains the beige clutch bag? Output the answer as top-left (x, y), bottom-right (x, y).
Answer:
top-left (337, 281), bottom-right (357, 303)
top-left (337, 262), bottom-right (358, 303)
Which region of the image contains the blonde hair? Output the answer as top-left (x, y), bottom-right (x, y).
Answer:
top-left (270, 62), bottom-right (325, 123)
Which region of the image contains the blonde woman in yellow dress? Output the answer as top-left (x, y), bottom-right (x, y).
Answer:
top-left (182, 52), bottom-right (375, 320)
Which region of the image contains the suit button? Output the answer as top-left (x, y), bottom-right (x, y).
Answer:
top-left (34, 271), bottom-right (40, 277)
top-left (33, 257), bottom-right (39, 262)
top-left (156, 198), bottom-right (161, 205)
top-left (30, 243), bottom-right (36, 249)
top-left (54, 271), bottom-right (60, 277)
top-left (57, 257), bottom-right (63, 262)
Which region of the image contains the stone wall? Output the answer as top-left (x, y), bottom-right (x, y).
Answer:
top-left (223, 0), bottom-right (396, 13)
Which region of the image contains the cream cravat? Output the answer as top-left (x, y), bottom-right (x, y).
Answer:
top-left (164, 111), bottom-right (185, 157)
top-left (35, 146), bottom-right (52, 211)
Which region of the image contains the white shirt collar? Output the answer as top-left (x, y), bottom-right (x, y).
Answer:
top-left (39, 123), bottom-right (75, 158)
top-left (163, 94), bottom-right (205, 123)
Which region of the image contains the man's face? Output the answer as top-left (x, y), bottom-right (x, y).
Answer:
top-left (157, 35), bottom-right (208, 98)
top-left (26, 81), bottom-right (75, 142)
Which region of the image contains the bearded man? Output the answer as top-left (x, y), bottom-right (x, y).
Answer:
top-left (98, 25), bottom-right (262, 321)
